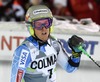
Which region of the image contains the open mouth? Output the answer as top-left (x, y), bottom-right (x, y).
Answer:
top-left (42, 32), bottom-right (47, 35)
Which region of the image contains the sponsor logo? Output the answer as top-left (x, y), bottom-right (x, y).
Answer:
top-left (33, 9), bottom-right (48, 15)
top-left (19, 49), bottom-right (29, 68)
top-left (16, 69), bottom-right (23, 82)
top-left (59, 39), bottom-right (99, 55)
top-left (31, 54), bottom-right (57, 69)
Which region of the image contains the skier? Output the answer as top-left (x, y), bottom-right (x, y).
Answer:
top-left (10, 5), bottom-right (84, 82)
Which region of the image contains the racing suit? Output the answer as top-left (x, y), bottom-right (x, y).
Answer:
top-left (10, 36), bottom-right (80, 82)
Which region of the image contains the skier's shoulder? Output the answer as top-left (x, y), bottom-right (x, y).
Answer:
top-left (14, 43), bottom-right (29, 54)
top-left (50, 35), bottom-right (58, 42)
top-left (14, 36), bottom-right (32, 54)
top-left (13, 36), bottom-right (36, 58)
top-left (49, 35), bottom-right (60, 53)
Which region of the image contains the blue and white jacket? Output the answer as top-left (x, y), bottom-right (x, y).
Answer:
top-left (10, 36), bottom-right (80, 82)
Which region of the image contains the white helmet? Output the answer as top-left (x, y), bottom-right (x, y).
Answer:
top-left (25, 5), bottom-right (53, 36)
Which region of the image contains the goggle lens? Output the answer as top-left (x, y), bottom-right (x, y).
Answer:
top-left (32, 18), bottom-right (52, 30)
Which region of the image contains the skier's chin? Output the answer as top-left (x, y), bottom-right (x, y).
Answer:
top-left (40, 36), bottom-right (48, 42)
top-left (40, 33), bottom-right (49, 41)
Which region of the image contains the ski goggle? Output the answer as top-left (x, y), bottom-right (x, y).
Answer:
top-left (32, 18), bottom-right (53, 30)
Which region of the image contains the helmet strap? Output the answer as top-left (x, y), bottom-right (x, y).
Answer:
top-left (33, 33), bottom-right (50, 49)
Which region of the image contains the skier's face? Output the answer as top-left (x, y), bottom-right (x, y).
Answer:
top-left (34, 19), bottom-right (51, 41)
top-left (34, 27), bottom-right (50, 42)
